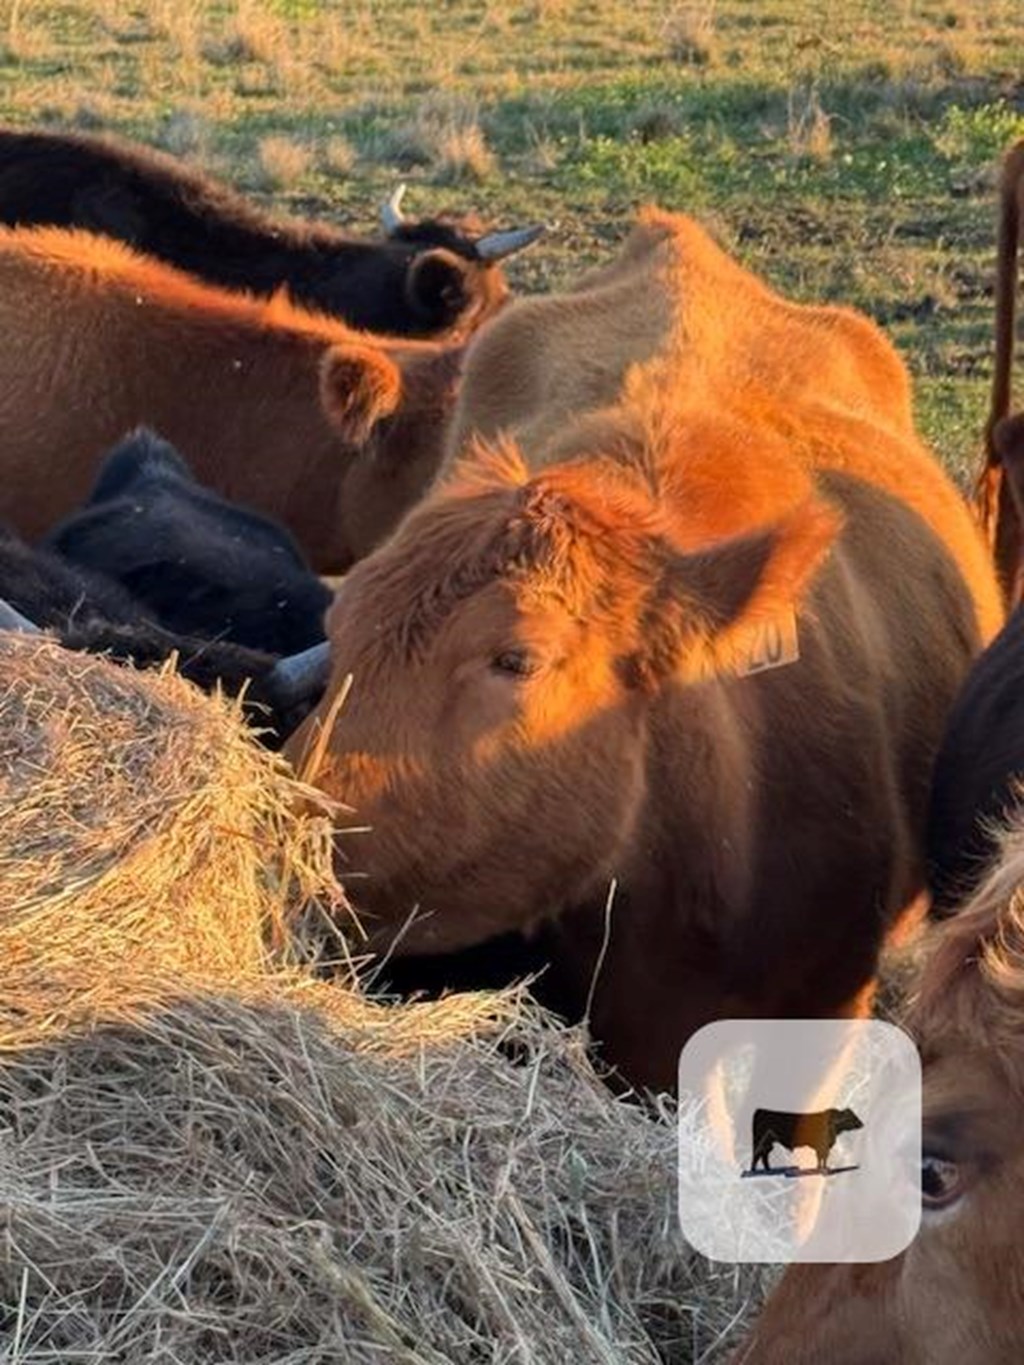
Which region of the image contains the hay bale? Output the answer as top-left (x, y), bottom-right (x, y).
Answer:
top-left (0, 632), bottom-right (339, 1036)
top-left (0, 986), bottom-right (768, 1363)
top-left (0, 632), bottom-right (513, 1049)
top-left (0, 634), bottom-right (768, 1360)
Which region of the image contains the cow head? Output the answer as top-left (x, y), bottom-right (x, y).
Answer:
top-left (832, 1106), bottom-right (864, 1137)
top-left (286, 434), bottom-right (838, 955)
top-left (357, 184), bottom-right (544, 338)
top-left (392, 224), bottom-right (543, 338)
top-left (732, 837), bottom-right (1024, 1365)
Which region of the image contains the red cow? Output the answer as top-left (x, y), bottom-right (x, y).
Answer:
top-left (0, 226), bottom-right (461, 569)
top-left (287, 210), bottom-right (1002, 1091)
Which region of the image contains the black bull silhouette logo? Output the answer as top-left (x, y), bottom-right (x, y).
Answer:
top-left (748, 1106), bottom-right (864, 1174)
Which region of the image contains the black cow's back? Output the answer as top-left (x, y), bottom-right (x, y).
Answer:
top-left (0, 519), bottom-right (141, 629)
top-left (0, 517), bottom-right (319, 747)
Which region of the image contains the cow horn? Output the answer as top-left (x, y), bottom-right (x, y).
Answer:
top-left (474, 223), bottom-right (545, 262)
top-left (265, 640), bottom-right (331, 705)
top-left (381, 183), bottom-right (408, 234)
top-left (0, 598), bottom-right (40, 634)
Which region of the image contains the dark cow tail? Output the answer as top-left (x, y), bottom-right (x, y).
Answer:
top-left (978, 139), bottom-right (1024, 606)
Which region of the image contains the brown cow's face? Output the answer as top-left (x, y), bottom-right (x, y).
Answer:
top-left (735, 1058), bottom-right (1023, 1363)
top-left (288, 444), bottom-right (837, 955)
top-left (325, 579), bottom-right (649, 951)
top-left (733, 1020), bottom-right (1024, 1362)
top-left (901, 1047), bottom-right (1024, 1363)
top-left (291, 467), bottom-right (655, 952)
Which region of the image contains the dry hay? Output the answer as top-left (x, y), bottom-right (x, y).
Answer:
top-left (0, 633), bottom-right (769, 1361)
top-left (0, 631), bottom-right (328, 992)
top-left (0, 632), bottom-right (507, 1050)
top-left (0, 990), bottom-right (775, 1364)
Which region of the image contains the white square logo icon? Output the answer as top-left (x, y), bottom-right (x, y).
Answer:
top-left (677, 1019), bottom-right (921, 1263)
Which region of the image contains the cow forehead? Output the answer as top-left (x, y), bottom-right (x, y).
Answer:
top-left (332, 488), bottom-right (657, 662)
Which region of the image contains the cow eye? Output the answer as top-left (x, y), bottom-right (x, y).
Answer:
top-left (489, 648), bottom-right (536, 679)
top-left (921, 1151), bottom-right (965, 1212)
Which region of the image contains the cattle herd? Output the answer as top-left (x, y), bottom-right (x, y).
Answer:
top-left (3, 123), bottom-right (1024, 1358)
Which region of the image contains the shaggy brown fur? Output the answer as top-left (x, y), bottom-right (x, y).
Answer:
top-left (0, 226), bottom-right (462, 569)
top-left (288, 211), bottom-right (1001, 1093)
top-left (734, 821), bottom-right (1024, 1364)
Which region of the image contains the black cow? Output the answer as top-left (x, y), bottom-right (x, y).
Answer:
top-left (926, 601), bottom-right (1024, 914)
top-left (0, 523), bottom-right (326, 745)
top-left (0, 126), bottom-right (541, 336)
top-left (927, 413), bottom-right (1024, 914)
top-left (749, 1106), bottom-right (863, 1174)
top-left (46, 428), bottom-right (332, 657)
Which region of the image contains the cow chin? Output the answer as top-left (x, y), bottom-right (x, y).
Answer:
top-left (736, 1209), bottom-right (1023, 1365)
top-left (734, 1263), bottom-right (909, 1365)
top-left (340, 808), bottom-right (641, 959)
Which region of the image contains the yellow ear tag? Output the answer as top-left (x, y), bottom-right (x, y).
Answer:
top-left (692, 606), bottom-right (800, 684)
top-left (740, 606), bottom-right (800, 676)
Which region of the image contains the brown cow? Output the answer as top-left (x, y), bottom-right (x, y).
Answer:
top-left (442, 208), bottom-right (916, 469)
top-left (287, 210), bottom-right (1002, 1092)
top-left (734, 822), bottom-right (1024, 1364)
top-left (975, 138), bottom-right (1024, 606)
top-left (0, 226), bottom-right (460, 569)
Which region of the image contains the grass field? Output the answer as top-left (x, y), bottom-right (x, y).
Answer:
top-left (1, 0), bottom-right (1023, 481)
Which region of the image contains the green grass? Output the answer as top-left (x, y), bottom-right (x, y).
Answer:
top-left (1, 0), bottom-right (1023, 478)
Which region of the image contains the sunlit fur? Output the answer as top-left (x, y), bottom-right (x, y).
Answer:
top-left (0, 226), bottom-right (461, 568)
top-left (445, 209), bottom-right (1000, 642)
top-left (733, 822), bottom-right (1024, 1364)
top-left (916, 818), bottom-right (1024, 1066)
top-left (10, 225), bottom-right (361, 337)
top-left (443, 207), bottom-right (918, 472)
top-left (290, 210), bottom-right (1001, 1091)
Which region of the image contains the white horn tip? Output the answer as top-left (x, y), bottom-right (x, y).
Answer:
top-left (474, 223), bottom-right (546, 262)
top-left (381, 183), bottom-right (409, 234)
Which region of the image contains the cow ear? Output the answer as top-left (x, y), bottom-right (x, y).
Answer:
top-left (406, 249), bottom-right (472, 328)
top-left (319, 345), bottom-right (402, 446)
top-left (639, 497), bottom-right (841, 685)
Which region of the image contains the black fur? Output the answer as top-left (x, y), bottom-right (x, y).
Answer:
top-left (46, 429), bottom-right (331, 657)
top-left (0, 125), bottom-right (497, 335)
top-left (926, 603), bottom-right (1024, 914)
top-left (0, 520), bottom-right (319, 746)
top-left (749, 1106), bottom-right (863, 1173)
